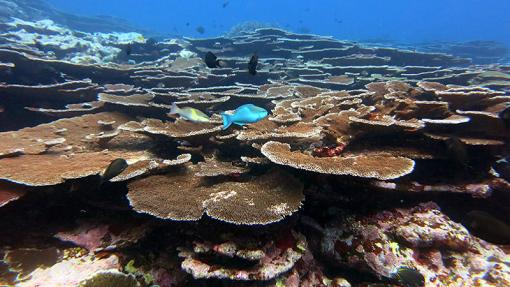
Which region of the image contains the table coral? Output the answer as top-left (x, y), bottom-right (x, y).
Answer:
top-left (0, 15), bottom-right (509, 287)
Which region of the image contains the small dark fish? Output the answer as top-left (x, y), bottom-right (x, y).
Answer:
top-left (125, 44), bottom-right (132, 56)
top-left (446, 136), bottom-right (468, 168)
top-left (102, 158), bottom-right (128, 181)
top-left (335, 18), bottom-right (343, 24)
top-left (186, 22), bottom-right (190, 27)
top-left (464, 210), bottom-right (510, 244)
top-left (196, 26), bottom-right (205, 34)
top-left (222, 1), bottom-right (229, 8)
top-left (204, 51), bottom-right (226, 68)
top-left (248, 53), bottom-right (258, 75)
top-left (499, 106), bottom-right (510, 128)
top-left (392, 267), bottom-right (425, 287)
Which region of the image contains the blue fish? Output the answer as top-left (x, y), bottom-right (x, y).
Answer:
top-left (221, 104), bottom-right (268, 130)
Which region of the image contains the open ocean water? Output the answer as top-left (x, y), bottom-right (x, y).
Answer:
top-left (46, 0), bottom-right (510, 45)
top-left (0, 1), bottom-right (510, 286)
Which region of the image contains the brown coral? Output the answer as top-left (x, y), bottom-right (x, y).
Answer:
top-left (261, 141), bottom-right (415, 180)
top-left (0, 112), bottom-right (133, 156)
top-left (195, 157), bottom-right (249, 177)
top-left (127, 167), bottom-right (304, 224)
top-left (142, 118), bottom-right (222, 139)
top-left (0, 181), bottom-right (27, 207)
top-left (0, 151), bottom-right (149, 186)
top-left (237, 119), bottom-right (322, 142)
top-left (110, 154), bottom-right (192, 182)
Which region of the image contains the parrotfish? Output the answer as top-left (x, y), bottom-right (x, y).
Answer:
top-left (169, 103), bottom-right (210, 123)
top-left (221, 104), bottom-right (268, 130)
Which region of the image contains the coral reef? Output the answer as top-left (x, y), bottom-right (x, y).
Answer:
top-left (127, 167), bottom-right (304, 225)
top-left (225, 21), bottom-right (280, 37)
top-left (0, 18), bottom-right (147, 64)
top-left (0, 0), bottom-right (143, 33)
top-left (0, 16), bottom-right (509, 287)
top-left (178, 230), bottom-right (306, 281)
top-left (313, 202), bottom-right (510, 286)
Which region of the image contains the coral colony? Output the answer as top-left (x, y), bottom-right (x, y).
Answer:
top-left (0, 16), bottom-right (510, 287)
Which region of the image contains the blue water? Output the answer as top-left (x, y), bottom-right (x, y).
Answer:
top-left (47, 0), bottom-right (510, 45)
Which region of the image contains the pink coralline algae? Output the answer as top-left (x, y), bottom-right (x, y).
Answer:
top-left (178, 230), bottom-right (307, 281)
top-left (316, 202), bottom-right (510, 286)
top-left (54, 218), bottom-right (152, 252)
top-left (17, 254), bottom-right (128, 287)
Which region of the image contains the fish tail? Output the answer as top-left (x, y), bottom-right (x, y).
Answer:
top-left (221, 113), bottom-right (233, 130)
top-left (170, 102), bottom-right (179, 115)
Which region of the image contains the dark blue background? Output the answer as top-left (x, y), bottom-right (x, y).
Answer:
top-left (46, 0), bottom-right (510, 44)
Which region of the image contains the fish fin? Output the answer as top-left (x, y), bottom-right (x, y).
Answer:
top-left (169, 102), bottom-right (179, 115)
top-left (221, 112), bottom-right (233, 130)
